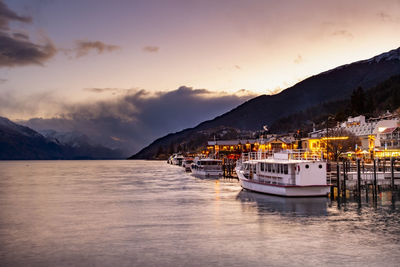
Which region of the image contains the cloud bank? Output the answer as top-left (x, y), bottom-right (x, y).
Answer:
top-left (18, 86), bottom-right (257, 156)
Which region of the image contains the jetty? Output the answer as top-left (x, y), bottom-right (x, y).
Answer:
top-left (328, 158), bottom-right (400, 200)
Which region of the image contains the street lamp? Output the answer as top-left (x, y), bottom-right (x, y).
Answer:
top-left (326, 115), bottom-right (335, 166)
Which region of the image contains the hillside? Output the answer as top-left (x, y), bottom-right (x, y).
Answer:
top-left (0, 117), bottom-right (123, 160)
top-left (269, 74), bottom-right (400, 133)
top-left (130, 47), bottom-right (400, 159)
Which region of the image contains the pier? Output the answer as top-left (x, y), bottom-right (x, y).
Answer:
top-left (328, 158), bottom-right (400, 200)
top-left (222, 158), bottom-right (237, 178)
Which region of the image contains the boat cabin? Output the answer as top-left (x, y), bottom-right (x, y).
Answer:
top-left (242, 159), bottom-right (326, 186)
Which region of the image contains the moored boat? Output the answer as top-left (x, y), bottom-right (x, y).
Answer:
top-left (191, 157), bottom-right (223, 177)
top-left (182, 157), bottom-right (194, 172)
top-left (235, 150), bottom-right (330, 197)
top-left (171, 154), bottom-right (184, 166)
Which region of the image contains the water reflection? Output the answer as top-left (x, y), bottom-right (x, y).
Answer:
top-left (2, 161), bottom-right (400, 266)
top-left (236, 190), bottom-right (328, 216)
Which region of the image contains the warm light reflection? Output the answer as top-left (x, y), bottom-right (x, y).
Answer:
top-left (214, 180), bottom-right (220, 201)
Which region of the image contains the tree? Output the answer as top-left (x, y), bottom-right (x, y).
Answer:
top-left (168, 142), bottom-right (175, 154)
top-left (156, 145), bottom-right (164, 156)
top-left (177, 144), bottom-right (182, 153)
top-left (327, 128), bottom-right (360, 161)
top-left (350, 87), bottom-right (366, 115)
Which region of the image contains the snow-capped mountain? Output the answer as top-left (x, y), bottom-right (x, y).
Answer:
top-left (0, 117), bottom-right (123, 160)
top-left (366, 47), bottom-right (400, 63)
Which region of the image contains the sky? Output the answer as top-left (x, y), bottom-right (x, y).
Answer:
top-left (0, 0), bottom-right (400, 155)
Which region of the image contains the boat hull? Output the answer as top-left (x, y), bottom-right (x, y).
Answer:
top-left (239, 179), bottom-right (330, 197)
top-left (191, 169), bottom-right (223, 177)
top-left (236, 169), bottom-right (330, 197)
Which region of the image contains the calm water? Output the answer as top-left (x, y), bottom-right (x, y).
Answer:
top-left (1, 160), bottom-right (400, 266)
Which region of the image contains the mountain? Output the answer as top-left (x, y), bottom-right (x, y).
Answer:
top-left (0, 117), bottom-right (123, 160)
top-left (269, 74), bottom-right (400, 133)
top-left (130, 47), bottom-right (400, 159)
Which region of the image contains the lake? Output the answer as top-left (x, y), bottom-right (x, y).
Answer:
top-left (0, 160), bottom-right (400, 266)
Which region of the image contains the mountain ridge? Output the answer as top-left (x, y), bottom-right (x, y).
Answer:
top-left (0, 117), bottom-right (123, 160)
top-left (130, 47), bottom-right (400, 159)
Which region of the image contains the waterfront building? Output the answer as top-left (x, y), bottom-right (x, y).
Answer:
top-left (207, 135), bottom-right (298, 159)
top-left (373, 119), bottom-right (400, 158)
top-left (307, 112), bottom-right (400, 158)
top-left (339, 115), bottom-right (377, 149)
top-left (207, 139), bottom-right (258, 159)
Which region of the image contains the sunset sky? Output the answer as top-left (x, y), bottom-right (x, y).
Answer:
top-left (1, 0), bottom-right (400, 154)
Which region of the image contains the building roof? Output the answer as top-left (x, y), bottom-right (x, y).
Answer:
top-left (381, 127), bottom-right (397, 134)
top-left (207, 139), bottom-right (258, 146)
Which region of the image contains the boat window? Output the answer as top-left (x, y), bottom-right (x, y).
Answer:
top-left (272, 164), bottom-right (275, 173)
top-left (305, 164), bottom-right (310, 169)
top-left (284, 164), bottom-right (288, 174)
top-left (267, 164), bottom-right (271, 172)
top-left (319, 164), bottom-right (323, 169)
top-left (260, 163), bottom-right (264, 171)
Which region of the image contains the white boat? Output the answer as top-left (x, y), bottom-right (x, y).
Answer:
top-left (171, 154), bottom-right (184, 166)
top-left (235, 150), bottom-right (330, 197)
top-left (191, 158), bottom-right (223, 177)
top-left (182, 157), bottom-right (194, 172)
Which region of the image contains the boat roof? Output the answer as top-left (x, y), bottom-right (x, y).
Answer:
top-left (243, 159), bottom-right (324, 164)
top-left (197, 158), bottom-right (222, 162)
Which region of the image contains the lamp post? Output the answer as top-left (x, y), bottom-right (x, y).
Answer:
top-left (326, 115), bottom-right (335, 169)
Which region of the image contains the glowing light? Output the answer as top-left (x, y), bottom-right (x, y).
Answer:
top-left (321, 136), bottom-right (349, 140)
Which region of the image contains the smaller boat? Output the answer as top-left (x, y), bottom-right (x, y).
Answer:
top-left (191, 157), bottom-right (223, 177)
top-left (171, 154), bottom-right (184, 166)
top-left (182, 157), bottom-right (194, 172)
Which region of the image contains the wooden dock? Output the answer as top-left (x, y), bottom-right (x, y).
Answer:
top-left (222, 158), bottom-right (237, 178)
top-left (328, 158), bottom-right (400, 199)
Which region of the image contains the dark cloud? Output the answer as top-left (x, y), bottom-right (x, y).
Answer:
top-left (332, 30), bottom-right (353, 40)
top-left (234, 65), bottom-right (241, 70)
top-left (20, 86), bottom-right (257, 156)
top-left (0, 33), bottom-right (56, 67)
top-left (0, 78), bottom-right (6, 83)
top-left (0, 0), bottom-right (32, 30)
top-left (142, 45), bottom-right (159, 53)
top-left (0, 1), bottom-right (56, 67)
top-left (74, 40), bottom-right (120, 57)
top-left (12, 32), bottom-right (29, 40)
